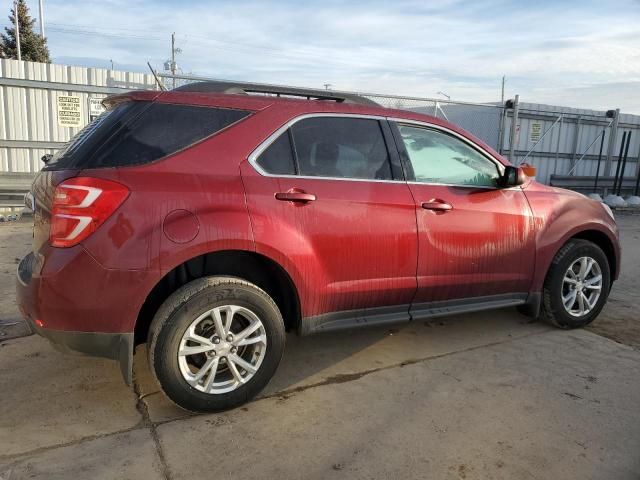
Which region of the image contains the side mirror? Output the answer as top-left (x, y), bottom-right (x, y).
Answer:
top-left (498, 165), bottom-right (525, 187)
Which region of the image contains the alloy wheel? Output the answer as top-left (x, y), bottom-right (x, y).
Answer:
top-left (177, 305), bottom-right (267, 394)
top-left (561, 256), bottom-right (603, 317)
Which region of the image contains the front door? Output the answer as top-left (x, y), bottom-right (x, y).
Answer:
top-left (241, 115), bottom-right (418, 332)
top-left (390, 121), bottom-right (535, 313)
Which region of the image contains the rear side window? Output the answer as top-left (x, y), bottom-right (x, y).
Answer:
top-left (291, 117), bottom-right (392, 180)
top-left (256, 131), bottom-right (296, 175)
top-left (45, 102), bottom-right (251, 170)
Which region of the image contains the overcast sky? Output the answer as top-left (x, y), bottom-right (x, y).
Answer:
top-left (5, 0), bottom-right (640, 113)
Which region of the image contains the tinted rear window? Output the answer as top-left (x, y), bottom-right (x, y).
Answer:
top-left (45, 102), bottom-right (251, 170)
top-left (291, 117), bottom-right (392, 180)
top-left (256, 131), bottom-right (296, 175)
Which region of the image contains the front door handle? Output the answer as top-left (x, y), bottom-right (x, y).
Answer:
top-left (275, 189), bottom-right (316, 203)
top-left (421, 199), bottom-right (452, 212)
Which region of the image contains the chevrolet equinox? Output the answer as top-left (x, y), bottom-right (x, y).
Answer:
top-left (17, 82), bottom-right (620, 412)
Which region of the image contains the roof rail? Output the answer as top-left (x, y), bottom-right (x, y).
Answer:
top-left (173, 80), bottom-right (380, 107)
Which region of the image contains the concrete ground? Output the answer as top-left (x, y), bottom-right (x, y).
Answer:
top-left (1, 216), bottom-right (639, 479)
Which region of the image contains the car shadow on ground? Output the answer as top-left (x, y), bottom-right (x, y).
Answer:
top-left (132, 308), bottom-right (548, 422)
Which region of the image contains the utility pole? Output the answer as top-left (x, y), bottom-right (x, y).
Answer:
top-left (500, 75), bottom-right (505, 104)
top-left (171, 32), bottom-right (176, 89)
top-left (14, 0), bottom-right (22, 61)
top-left (605, 108), bottom-right (620, 178)
top-left (38, 0), bottom-right (45, 38)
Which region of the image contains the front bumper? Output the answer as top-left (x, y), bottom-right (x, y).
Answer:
top-left (16, 249), bottom-right (148, 385)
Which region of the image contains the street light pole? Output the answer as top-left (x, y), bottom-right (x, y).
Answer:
top-left (171, 32), bottom-right (176, 89)
top-left (14, 1), bottom-right (22, 61)
top-left (39, 0), bottom-right (45, 38)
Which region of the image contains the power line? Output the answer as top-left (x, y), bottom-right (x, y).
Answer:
top-left (0, 21), bottom-right (406, 70)
top-left (0, 22), bottom-right (423, 74)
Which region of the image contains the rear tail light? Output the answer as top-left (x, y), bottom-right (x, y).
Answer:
top-left (50, 177), bottom-right (129, 248)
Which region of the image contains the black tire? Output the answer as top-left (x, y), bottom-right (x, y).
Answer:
top-left (147, 276), bottom-right (285, 412)
top-left (540, 239), bottom-right (610, 329)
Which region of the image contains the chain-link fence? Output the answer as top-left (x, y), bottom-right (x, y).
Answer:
top-left (3, 60), bottom-right (640, 214)
top-left (158, 72), bottom-right (640, 196)
top-left (157, 72), bottom-right (507, 152)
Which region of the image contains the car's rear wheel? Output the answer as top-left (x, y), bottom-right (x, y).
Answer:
top-left (147, 276), bottom-right (285, 412)
top-left (540, 239), bottom-right (610, 329)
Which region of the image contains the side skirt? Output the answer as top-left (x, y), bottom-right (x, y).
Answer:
top-left (411, 293), bottom-right (528, 321)
top-left (301, 304), bottom-right (411, 335)
top-left (301, 293), bottom-right (529, 335)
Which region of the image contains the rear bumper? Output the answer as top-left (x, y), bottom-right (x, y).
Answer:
top-left (23, 315), bottom-right (134, 384)
top-left (16, 248), bottom-right (153, 385)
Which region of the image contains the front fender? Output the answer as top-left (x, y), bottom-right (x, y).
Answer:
top-left (524, 186), bottom-right (619, 292)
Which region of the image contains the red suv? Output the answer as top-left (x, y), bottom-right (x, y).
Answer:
top-left (17, 82), bottom-right (620, 412)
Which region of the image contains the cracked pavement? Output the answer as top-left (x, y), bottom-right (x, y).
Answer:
top-left (1, 217), bottom-right (640, 479)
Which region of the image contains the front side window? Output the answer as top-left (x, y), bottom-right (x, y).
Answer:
top-left (398, 125), bottom-right (499, 187)
top-left (291, 117), bottom-right (392, 180)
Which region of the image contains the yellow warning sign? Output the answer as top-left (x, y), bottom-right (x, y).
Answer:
top-left (529, 122), bottom-right (542, 143)
top-left (57, 95), bottom-right (83, 127)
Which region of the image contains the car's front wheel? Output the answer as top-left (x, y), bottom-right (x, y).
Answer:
top-left (541, 239), bottom-right (610, 329)
top-left (147, 276), bottom-right (285, 412)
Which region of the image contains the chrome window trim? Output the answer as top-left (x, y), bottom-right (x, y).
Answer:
top-left (247, 113), bottom-right (407, 184)
top-left (247, 112), bottom-right (515, 189)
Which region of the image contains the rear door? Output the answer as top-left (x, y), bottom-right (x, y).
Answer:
top-left (389, 120), bottom-right (535, 312)
top-left (241, 114), bottom-right (418, 332)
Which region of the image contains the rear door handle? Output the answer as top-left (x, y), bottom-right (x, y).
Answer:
top-left (421, 200), bottom-right (452, 211)
top-left (275, 190), bottom-right (316, 203)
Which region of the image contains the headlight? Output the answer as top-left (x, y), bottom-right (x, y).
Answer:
top-left (602, 203), bottom-right (615, 221)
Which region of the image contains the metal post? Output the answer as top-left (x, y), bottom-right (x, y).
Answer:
top-left (605, 109), bottom-right (620, 176)
top-left (569, 115), bottom-right (582, 172)
top-left (14, 1), bottom-right (21, 61)
top-left (497, 104), bottom-right (506, 154)
top-left (553, 115), bottom-right (564, 175)
top-left (634, 149), bottom-right (640, 196)
top-left (508, 94), bottom-right (520, 162)
top-left (38, 0), bottom-right (45, 38)
top-left (613, 131), bottom-right (627, 196)
top-left (635, 140), bottom-right (640, 196)
top-left (616, 132), bottom-right (631, 196)
top-left (171, 32), bottom-right (176, 89)
top-left (594, 130), bottom-right (605, 193)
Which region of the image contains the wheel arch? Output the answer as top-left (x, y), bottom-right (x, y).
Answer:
top-left (530, 222), bottom-right (619, 296)
top-left (134, 249), bottom-right (302, 346)
top-left (570, 229), bottom-right (618, 282)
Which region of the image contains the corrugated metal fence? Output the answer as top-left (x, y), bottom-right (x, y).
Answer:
top-left (0, 59), bottom-right (157, 175)
top-left (502, 103), bottom-right (640, 189)
top-left (2, 60), bottom-right (640, 212)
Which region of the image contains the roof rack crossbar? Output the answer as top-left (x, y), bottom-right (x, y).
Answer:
top-left (173, 80), bottom-right (379, 107)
